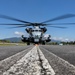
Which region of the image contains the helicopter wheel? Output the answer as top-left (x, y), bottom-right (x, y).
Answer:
top-left (42, 41), bottom-right (45, 45)
top-left (27, 42), bottom-right (30, 45)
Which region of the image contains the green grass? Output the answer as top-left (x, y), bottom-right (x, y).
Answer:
top-left (0, 43), bottom-right (26, 46)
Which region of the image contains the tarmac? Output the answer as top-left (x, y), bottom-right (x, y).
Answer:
top-left (0, 45), bottom-right (75, 75)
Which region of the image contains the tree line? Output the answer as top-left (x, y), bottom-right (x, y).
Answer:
top-left (47, 41), bottom-right (75, 45)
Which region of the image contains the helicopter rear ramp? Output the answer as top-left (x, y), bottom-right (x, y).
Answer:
top-left (0, 46), bottom-right (75, 75)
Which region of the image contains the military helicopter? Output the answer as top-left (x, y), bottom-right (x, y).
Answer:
top-left (0, 14), bottom-right (75, 45)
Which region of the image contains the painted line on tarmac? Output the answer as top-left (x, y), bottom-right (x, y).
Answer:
top-left (3, 46), bottom-right (55, 75)
top-left (0, 47), bottom-right (33, 75)
top-left (37, 46), bottom-right (55, 75)
top-left (40, 47), bottom-right (75, 74)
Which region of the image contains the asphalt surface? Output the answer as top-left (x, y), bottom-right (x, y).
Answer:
top-left (0, 45), bottom-right (33, 61)
top-left (0, 45), bottom-right (75, 65)
top-left (0, 45), bottom-right (75, 75)
top-left (2, 46), bottom-right (55, 75)
top-left (39, 45), bottom-right (75, 66)
top-left (39, 45), bottom-right (75, 75)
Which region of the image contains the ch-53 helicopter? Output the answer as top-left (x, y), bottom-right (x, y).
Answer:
top-left (0, 14), bottom-right (75, 45)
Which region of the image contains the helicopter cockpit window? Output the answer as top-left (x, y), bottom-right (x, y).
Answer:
top-left (35, 30), bottom-right (38, 32)
top-left (32, 30), bottom-right (41, 32)
top-left (32, 30), bottom-right (34, 32)
top-left (39, 30), bottom-right (41, 32)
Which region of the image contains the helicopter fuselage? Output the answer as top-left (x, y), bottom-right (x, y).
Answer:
top-left (21, 26), bottom-right (51, 45)
top-left (0, 14), bottom-right (71, 45)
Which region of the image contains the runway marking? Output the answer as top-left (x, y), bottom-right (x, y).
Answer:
top-left (40, 47), bottom-right (75, 74)
top-left (3, 46), bottom-right (55, 75)
top-left (37, 46), bottom-right (55, 75)
top-left (0, 47), bottom-right (32, 75)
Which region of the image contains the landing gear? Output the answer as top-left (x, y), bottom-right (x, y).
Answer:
top-left (42, 41), bottom-right (45, 45)
top-left (27, 42), bottom-right (30, 45)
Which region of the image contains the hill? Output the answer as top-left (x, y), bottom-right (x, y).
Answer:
top-left (3, 37), bottom-right (21, 43)
top-left (3, 37), bottom-right (61, 43)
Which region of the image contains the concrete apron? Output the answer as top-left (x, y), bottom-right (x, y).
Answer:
top-left (3, 46), bottom-right (55, 75)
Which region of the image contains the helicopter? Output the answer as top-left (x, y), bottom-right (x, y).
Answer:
top-left (0, 14), bottom-right (75, 45)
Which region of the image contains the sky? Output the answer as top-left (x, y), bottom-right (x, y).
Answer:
top-left (0, 0), bottom-right (75, 41)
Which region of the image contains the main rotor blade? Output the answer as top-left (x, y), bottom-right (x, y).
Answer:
top-left (0, 15), bottom-right (32, 23)
top-left (0, 24), bottom-right (25, 25)
top-left (0, 23), bottom-right (33, 26)
top-left (45, 23), bottom-right (75, 26)
top-left (41, 14), bottom-right (75, 23)
top-left (8, 25), bottom-right (27, 28)
top-left (46, 26), bottom-right (67, 29)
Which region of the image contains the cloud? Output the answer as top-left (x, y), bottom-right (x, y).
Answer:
top-left (14, 31), bottom-right (29, 37)
top-left (14, 31), bottom-right (24, 36)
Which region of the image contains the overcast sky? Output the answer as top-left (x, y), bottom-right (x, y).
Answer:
top-left (0, 0), bottom-right (75, 41)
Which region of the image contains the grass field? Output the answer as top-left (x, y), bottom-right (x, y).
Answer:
top-left (0, 43), bottom-right (26, 46)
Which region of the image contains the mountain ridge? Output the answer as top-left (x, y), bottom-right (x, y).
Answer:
top-left (2, 37), bottom-right (61, 43)
top-left (3, 37), bottom-right (21, 43)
